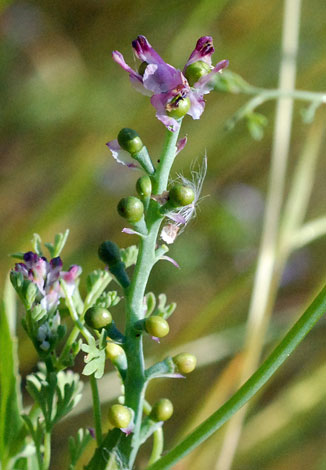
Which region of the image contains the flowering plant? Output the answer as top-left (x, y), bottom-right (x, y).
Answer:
top-left (2, 29), bottom-right (326, 470)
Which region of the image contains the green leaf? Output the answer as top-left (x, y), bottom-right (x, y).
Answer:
top-left (31, 233), bottom-right (43, 256)
top-left (0, 298), bottom-right (24, 465)
top-left (69, 428), bottom-right (92, 469)
top-left (82, 337), bottom-right (106, 379)
top-left (120, 245), bottom-right (138, 268)
top-left (246, 112), bottom-right (268, 141)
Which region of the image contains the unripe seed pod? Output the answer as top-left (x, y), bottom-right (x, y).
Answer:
top-left (167, 97), bottom-right (191, 119)
top-left (98, 240), bottom-right (121, 265)
top-left (106, 342), bottom-right (124, 360)
top-left (169, 184), bottom-right (195, 207)
top-left (117, 128), bottom-right (143, 154)
top-left (117, 196), bottom-right (144, 223)
top-left (145, 316), bottom-right (169, 338)
top-left (173, 353), bottom-right (197, 374)
top-left (150, 398), bottom-right (173, 422)
top-left (108, 404), bottom-right (132, 429)
top-left (185, 60), bottom-right (211, 86)
top-left (85, 307), bottom-right (112, 330)
top-left (136, 175), bottom-right (152, 199)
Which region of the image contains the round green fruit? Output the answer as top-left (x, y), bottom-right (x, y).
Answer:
top-left (145, 316), bottom-right (169, 338)
top-left (106, 342), bottom-right (124, 360)
top-left (85, 307), bottom-right (112, 330)
top-left (108, 404), bottom-right (132, 429)
top-left (150, 398), bottom-right (174, 422)
top-left (117, 128), bottom-right (143, 154)
top-left (173, 353), bottom-right (197, 374)
top-left (185, 60), bottom-right (211, 86)
top-left (136, 175), bottom-right (152, 198)
top-left (117, 196), bottom-right (144, 223)
top-left (167, 97), bottom-right (191, 119)
top-left (169, 184), bottom-right (195, 207)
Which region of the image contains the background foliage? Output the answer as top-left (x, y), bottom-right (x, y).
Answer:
top-left (1, 0), bottom-right (326, 469)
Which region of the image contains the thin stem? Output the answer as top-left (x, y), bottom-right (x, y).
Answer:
top-left (90, 374), bottom-right (103, 445)
top-left (148, 427), bottom-right (164, 465)
top-left (217, 0), bottom-right (302, 468)
top-left (291, 217), bottom-right (326, 250)
top-left (42, 431), bottom-right (51, 470)
top-left (146, 286), bottom-right (326, 470)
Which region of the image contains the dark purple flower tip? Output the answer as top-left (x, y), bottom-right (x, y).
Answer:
top-left (88, 427), bottom-right (96, 439)
top-left (23, 251), bottom-right (39, 264)
top-left (132, 35), bottom-right (152, 58)
top-left (131, 35), bottom-right (165, 65)
top-left (50, 257), bottom-right (63, 269)
top-left (195, 36), bottom-right (214, 57)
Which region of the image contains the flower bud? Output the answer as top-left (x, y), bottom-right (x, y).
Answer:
top-left (117, 196), bottom-right (144, 223)
top-left (166, 97), bottom-right (191, 119)
top-left (150, 398), bottom-right (173, 422)
top-left (136, 175), bottom-right (152, 199)
top-left (169, 184), bottom-right (195, 207)
top-left (98, 241), bottom-right (121, 265)
top-left (185, 60), bottom-right (211, 86)
top-left (173, 353), bottom-right (197, 374)
top-left (117, 128), bottom-right (143, 155)
top-left (85, 306), bottom-right (112, 330)
top-left (108, 404), bottom-right (132, 429)
top-left (145, 316), bottom-right (169, 338)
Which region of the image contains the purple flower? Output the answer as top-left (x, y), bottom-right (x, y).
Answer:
top-left (112, 35), bottom-right (228, 131)
top-left (14, 252), bottom-right (82, 313)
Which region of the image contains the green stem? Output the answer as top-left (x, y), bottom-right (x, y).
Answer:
top-left (43, 431), bottom-right (51, 470)
top-left (148, 427), bottom-right (164, 465)
top-left (90, 374), bottom-right (103, 445)
top-left (115, 126), bottom-right (181, 468)
top-left (146, 286), bottom-right (326, 470)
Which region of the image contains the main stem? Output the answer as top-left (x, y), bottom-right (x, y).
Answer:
top-left (117, 126), bottom-right (181, 468)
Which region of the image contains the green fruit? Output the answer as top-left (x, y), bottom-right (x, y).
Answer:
top-left (98, 240), bottom-right (121, 265)
top-left (150, 398), bottom-right (174, 422)
top-left (166, 97), bottom-right (191, 119)
top-left (117, 128), bottom-right (143, 154)
top-left (108, 404), bottom-right (132, 429)
top-left (117, 196), bottom-right (144, 223)
top-left (169, 184), bottom-right (195, 207)
top-left (145, 316), bottom-right (169, 338)
top-left (173, 353), bottom-right (197, 374)
top-left (185, 60), bottom-right (211, 86)
top-left (85, 307), bottom-right (112, 330)
top-left (106, 342), bottom-right (124, 360)
top-left (136, 175), bottom-right (152, 198)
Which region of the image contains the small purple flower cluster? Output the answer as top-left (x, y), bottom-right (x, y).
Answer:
top-left (14, 251), bottom-right (81, 313)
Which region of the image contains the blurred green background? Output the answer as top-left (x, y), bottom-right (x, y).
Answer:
top-left (1, 0), bottom-right (326, 469)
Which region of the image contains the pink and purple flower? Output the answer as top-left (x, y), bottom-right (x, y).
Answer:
top-left (112, 35), bottom-right (228, 132)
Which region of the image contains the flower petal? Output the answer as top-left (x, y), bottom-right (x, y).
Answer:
top-left (132, 35), bottom-right (166, 65)
top-left (187, 91), bottom-right (205, 120)
top-left (150, 93), bottom-right (180, 131)
top-left (112, 50), bottom-right (142, 83)
top-left (161, 255), bottom-right (180, 269)
top-left (122, 227), bottom-right (142, 236)
top-left (195, 59), bottom-right (229, 94)
top-left (185, 36), bottom-right (215, 69)
top-left (176, 136), bottom-right (187, 155)
top-left (143, 63), bottom-right (184, 94)
top-left (106, 140), bottom-right (139, 168)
